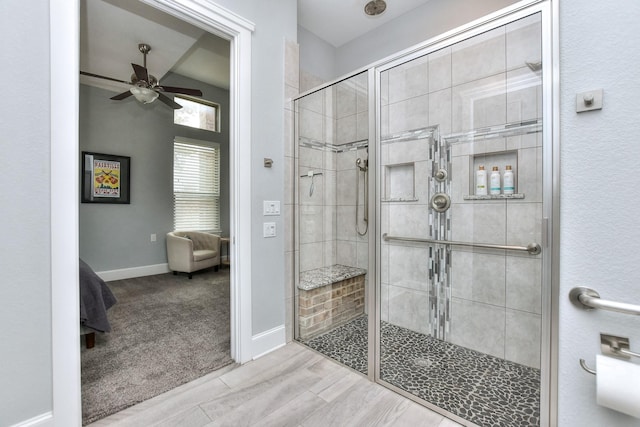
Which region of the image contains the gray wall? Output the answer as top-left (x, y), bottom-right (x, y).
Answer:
top-left (210, 0), bottom-right (297, 334)
top-left (299, 0), bottom-right (520, 82)
top-left (79, 73), bottom-right (230, 272)
top-left (558, 0), bottom-right (640, 425)
top-left (0, 0), bottom-right (53, 424)
top-left (298, 27), bottom-right (336, 83)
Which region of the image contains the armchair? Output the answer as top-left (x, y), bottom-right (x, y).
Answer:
top-left (166, 231), bottom-right (221, 279)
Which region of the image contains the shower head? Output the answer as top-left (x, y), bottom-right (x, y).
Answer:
top-left (364, 0), bottom-right (386, 16)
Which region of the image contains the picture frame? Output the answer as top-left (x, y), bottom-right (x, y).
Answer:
top-left (81, 151), bottom-right (130, 204)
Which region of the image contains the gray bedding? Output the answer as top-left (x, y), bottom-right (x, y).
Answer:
top-left (80, 258), bottom-right (117, 332)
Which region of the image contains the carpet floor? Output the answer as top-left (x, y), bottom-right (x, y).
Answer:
top-left (81, 268), bottom-right (233, 425)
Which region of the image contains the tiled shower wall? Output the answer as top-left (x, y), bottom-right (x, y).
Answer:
top-left (297, 73), bottom-right (369, 275)
top-left (335, 74), bottom-right (369, 273)
top-left (298, 88), bottom-right (337, 273)
top-left (380, 13), bottom-right (543, 368)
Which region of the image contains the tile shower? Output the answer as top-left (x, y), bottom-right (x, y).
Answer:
top-left (294, 11), bottom-right (546, 427)
top-left (295, 71), bottom-right (370, 341)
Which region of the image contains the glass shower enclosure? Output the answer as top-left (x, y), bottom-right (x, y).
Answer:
top-left (294, 4), bottom-right (552, 426)
top-left (295, 71), bottom-right (371, 373)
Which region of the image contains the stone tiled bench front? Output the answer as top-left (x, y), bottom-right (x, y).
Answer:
top-left (298, 264), bottom-right (366, 340)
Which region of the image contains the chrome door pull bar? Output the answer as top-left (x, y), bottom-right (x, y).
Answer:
top-left (569, 287), bottom-right (640, 316)
top-left (382, 233), bottom-right (541, 255)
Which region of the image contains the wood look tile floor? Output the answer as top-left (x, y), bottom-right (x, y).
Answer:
top-left (89, 342), bottom-right (463, 427)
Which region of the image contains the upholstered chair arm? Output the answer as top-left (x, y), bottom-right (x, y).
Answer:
top-left (166, 233), bottom-right (195, 271)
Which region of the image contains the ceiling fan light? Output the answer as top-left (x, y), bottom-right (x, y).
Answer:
top-left (130, 86), bottom-right (159, 104)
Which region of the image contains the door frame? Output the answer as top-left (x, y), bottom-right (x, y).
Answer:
top-left (50, 0), bottom-right (254, 425)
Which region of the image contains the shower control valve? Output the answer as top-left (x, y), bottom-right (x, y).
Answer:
top-left (434, 169), bottom-right (448, 182)
top-left (430, 193), bottom-right (451, 213)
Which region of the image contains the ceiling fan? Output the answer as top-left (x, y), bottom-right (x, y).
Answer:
top-left (80, 43), bottom-right (203, 109)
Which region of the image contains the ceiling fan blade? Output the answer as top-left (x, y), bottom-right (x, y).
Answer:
top-left (157, 92), bottom-right (183, 109)
top-left (110, 90), bottom-right (133, 101)
top-left (131, 63), bottom-right (149, 83)
top-left (156, 85), bottom-right (203, 97)
top-left (80, 70), bottom-right (130, 85)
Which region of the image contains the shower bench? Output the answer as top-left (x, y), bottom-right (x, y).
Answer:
top-left (298, 264), bottom-right (366, 340)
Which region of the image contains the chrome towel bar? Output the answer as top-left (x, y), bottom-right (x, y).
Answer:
top-left (569, 287), bottom-right (640, 316)
top-left (382, 233), bottom-right (541, 255)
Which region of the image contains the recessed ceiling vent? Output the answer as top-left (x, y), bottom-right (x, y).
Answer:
top-left (364, 0), bottom-right (387, 16)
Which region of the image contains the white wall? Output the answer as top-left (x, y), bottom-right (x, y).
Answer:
top-left (558, 0), bottom-right (640, 425)
top-left (0, 1), bottom-right (55, 425)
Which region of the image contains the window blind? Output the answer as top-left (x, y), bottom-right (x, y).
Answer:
top-left (173, 139), bottom-right (220, 232)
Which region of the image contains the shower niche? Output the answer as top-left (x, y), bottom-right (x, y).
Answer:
top-left (464, 149), bottom-right (524, 200)
top-left (383, 163), bottom-right (416, 202)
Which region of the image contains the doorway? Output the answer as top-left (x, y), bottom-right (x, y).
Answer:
top-left (50, 0), bottom-right (254, 424)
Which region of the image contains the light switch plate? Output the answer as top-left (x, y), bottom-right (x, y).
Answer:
top-left (263, 222), bottom-right (276, 237)
top-left (263, 200), bottom-right (281, 216)
top-left (576, 89), bottom-right (603, 113)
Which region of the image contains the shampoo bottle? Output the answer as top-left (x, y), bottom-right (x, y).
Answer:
top-left (490, 166), bottom-right (501, 195)
top-left (476, 166), bottom-right (487, 196)
top-left (503, 165), bottom-right (515, 195)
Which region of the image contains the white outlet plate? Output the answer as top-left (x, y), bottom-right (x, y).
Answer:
top-left (263, 222), bottom-right (276, 237)
top-left (263, 200), bottom-right (280, 216)
top-left (150, 233), bottom-right (157, 242)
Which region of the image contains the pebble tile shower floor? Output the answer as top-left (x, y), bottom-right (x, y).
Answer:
top-left (300, 316), bottom-right (540, 426)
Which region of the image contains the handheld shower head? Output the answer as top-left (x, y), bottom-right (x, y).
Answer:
top-left (356, 158), bottom-right (368, 172)
top-left (355, 156), bottom-right (369, 235)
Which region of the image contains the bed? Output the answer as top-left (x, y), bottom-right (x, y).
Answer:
top-left (79, 258), bottom-right (117, 348)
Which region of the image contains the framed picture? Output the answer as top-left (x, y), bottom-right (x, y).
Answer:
top-left (81, 152), bottom-right (130, 204)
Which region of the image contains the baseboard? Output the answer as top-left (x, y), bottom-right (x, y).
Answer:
top-left (97, 263), bottom-right (170, 282)
top-left (251, 325), bottom-right (286, 359)
top-left (10, 412), bottom-right (52, 427)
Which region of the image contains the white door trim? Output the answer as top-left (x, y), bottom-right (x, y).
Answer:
top-left (50, 1), bottom-right (81, 425)
top-left (50, 0), bottom-right (254, 424)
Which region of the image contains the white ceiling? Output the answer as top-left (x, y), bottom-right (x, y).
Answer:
top-left (80, 0), bottom-right (230, 93)
top-left (80, 0), bottom-right (432, 94)
top-left (298, 0), bottom-right (434, 47)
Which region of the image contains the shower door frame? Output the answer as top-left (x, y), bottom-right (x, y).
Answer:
top-left (369, 1), bottom-right (558, 426)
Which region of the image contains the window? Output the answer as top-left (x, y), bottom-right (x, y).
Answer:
top-left (173, 137), bottom-right (221, 233)
top-left (173, 95), bottom-right (220, 132)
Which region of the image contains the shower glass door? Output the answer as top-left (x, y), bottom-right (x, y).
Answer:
top-left (295, 72), bottom-right (370, 374)
top-left (377, 11), bottom-right (545, 426)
